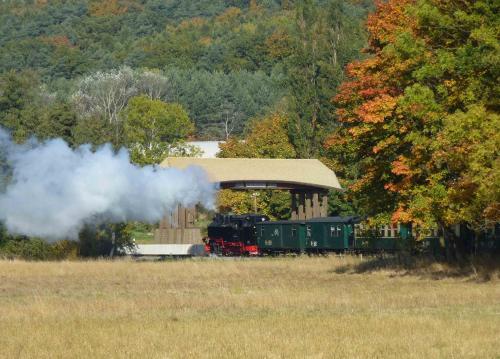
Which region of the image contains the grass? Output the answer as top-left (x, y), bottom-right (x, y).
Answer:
top-left (130, 229), bottom-right (154, 244)
top-left (0, 256), bottom-right (499, 359)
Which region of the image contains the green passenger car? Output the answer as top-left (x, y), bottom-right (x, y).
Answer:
top-left (354, 223), bottom-right (408, 252)
top-left (256, 221), bottom-right (306, 254)
top-left (354, 223), bottom-right (443, 253)
top-left (354, 237), bottom-right (400, 251)
top-left (305, 217), bottom-right (359, 252)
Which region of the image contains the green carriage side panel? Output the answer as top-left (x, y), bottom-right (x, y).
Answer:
top-left (399, 223), bottom-right (412, 240)
top-left (257, 222), bottom-right (282, 250)
top-left (421, 237), bottom-right (442, 256)
top-left (353, 236), bottom-right (370, 250)
top-left (377, 237), bottom-right (398, 251)
top-left (257, 221), bottom-right (306, 252)
top-left (354, 235), bottom-right (400, 251)
top-left (309, 222), bottom-right (325, 249)
top-left (256, 223), bottom-right (267, 249)
top-left (281, 222), bottom-right (306, 250)
top-left (306, 216), bottom-right (360, 251)
top-left (345, 223), bottom-right (355, 248)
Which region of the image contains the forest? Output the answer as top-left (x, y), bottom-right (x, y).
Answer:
top-left (0, 0), bottom-right (498, 259)
top-left (0, 0), bottom-right (370, 141)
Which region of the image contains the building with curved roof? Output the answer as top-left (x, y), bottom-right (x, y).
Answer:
top-left (160, 157), bottom-right (341, 220)
top-left (160, 157), bottom-right (341, 191)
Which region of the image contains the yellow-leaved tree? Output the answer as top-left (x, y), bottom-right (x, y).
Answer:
top-left (217, 113), bottom-right (296, 219)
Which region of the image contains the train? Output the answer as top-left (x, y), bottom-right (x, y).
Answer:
top-left (204, 213), bottom-right (500, 256)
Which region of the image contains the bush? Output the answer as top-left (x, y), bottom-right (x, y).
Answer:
top-left (78, 223), bottom-right (134, 258)
top-left (0, 238), bottom-right (78, 260)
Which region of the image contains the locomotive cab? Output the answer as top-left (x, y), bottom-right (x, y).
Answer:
top-left (206, 214), bottom-right (269, 256)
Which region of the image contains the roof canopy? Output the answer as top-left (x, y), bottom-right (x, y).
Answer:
top-left (160, 157), bottom-right (342, 191)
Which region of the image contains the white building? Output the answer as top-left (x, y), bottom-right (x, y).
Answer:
top-left (186, 141), bottom-right (225, 158)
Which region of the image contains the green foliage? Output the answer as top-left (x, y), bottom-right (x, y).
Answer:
top-left (0, 1), bottom-right (371, 141)
top-left (432, 106), bottom-right (500, 228)
top-left (218, 112), bottom-right (295, 219)
top-left (218, 112), bottom-right (296, 158)
top-left (0, 70), bottom-right (80, 145)
top-left (0, 70), bottom-right (42, 142)
top-left (286, 0), bottom-right (368, 157)
top-left (73, 116), bottom-right (115, 148)
top-left (37, 102), bottom-right (79, 146)
top-left (78, 222), bottom-right (134, 258)
top-left (217, 189), bottom-right (291, 220)
top-left (0, 222), bottom-right (133, 260)
top-left (328, 190), bottom-right (359, 217)
top-left (0, 237), bottom-right (78, 260)
top-left (126, 221), bottom-right (154, 244)
top-left (122, 95), bottom-right (194, 165)
top-left (164, 68), bottom-right (285, 139)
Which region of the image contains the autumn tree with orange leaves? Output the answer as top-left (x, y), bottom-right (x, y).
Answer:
top-left (326, 0), bottom-right (499, 246)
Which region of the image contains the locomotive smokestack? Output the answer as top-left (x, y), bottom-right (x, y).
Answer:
top-left (0, 128), bottom-right (215, 241)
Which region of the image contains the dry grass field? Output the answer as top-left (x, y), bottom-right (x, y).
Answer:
top-left (0, 256), bottom-right (499, 359)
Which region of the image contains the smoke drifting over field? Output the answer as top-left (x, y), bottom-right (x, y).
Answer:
top-left (0, 129), bottom-right (215, 241)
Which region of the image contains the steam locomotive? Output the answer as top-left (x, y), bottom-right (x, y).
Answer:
top-left (205, 214), bottom-right (269, 256)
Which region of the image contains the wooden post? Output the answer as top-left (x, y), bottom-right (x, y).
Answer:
top-left (312, 192), bottom-right (320, 218)
top-left (189, 206), bottom-right (197, 227)
top-left (321, 193), bottom-right (329, 217)
top-left (173, 205), bottom-right (180, 228)
top-left (291, 192), bottom-right (298, 220)
top-left (179, 206), bottom-right (186, 228)
top-left (298, 192), bottom-right (305, 220)
top-left (305, 192), bottom-right (312, 220)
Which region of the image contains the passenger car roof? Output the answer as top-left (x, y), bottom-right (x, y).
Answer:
top-left (306, 216), bottom-right (361, 223)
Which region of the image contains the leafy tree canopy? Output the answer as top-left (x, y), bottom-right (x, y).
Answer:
top-left (122, 95), bottom-right (194, 165)
top-left (219, 112), bottom-right (296, 158)
top-left (327, 0), bottom-right (499, 230)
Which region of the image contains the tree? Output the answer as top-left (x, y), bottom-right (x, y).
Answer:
top-left (73, 116), bottom-right (115, 148)
top-left (218, 112), bottom-right (295, 219)
top-left (122, 95), bottom-right (194, 165)
top-left (217, 189), bottom-right (291, 220)
top-left (425, 106), bottom-right (499, 229)
top-left (135, 69), bottom-right (171, 101)
top-left (286, 0), bottom-right (367, 157)
top-left (71, 67), bottom-right (138, 132)
top-left (0, 70), bottom-right (79, 145)
top-left (164, 68), bottom-right (284, 139)
top-left (327, 0), bottom-right (499, 250)
top-left (71, 67), bottom-right (176, 146)
top-left (219, 112), bottom-right (296, 158)
top-left (0, 70), bottom-right (42, 142)
top-left (37, 102), bottom-right (78, 147)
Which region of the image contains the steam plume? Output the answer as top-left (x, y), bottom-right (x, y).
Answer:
top-left (0, 129), bottom-right (215, 241)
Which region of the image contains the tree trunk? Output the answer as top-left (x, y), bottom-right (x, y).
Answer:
top-left (441, 223), bottom-right (456, 263)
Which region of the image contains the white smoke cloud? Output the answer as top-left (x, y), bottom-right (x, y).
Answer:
top-left (0, 129), bottom-right (216, 241)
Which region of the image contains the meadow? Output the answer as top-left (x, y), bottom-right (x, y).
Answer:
top-left (0, 256), bottom-right (498, 359)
